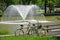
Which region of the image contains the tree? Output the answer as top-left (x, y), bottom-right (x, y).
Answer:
top-left (47, 0), bottom-right (59, 13)
top-left (19, 0), bottom-right (33, 5)
top-left (0, 0), bottom-right (6, 11)
top-left (0, 0), bottom-right (20, 11)
top-left (4, 0), bottom-right (20, 7)
top-left (40, 0), bottom-right (59, 13)
top-left (36, 0), bottom-right (44, 6)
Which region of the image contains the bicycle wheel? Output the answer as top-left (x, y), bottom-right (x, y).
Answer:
top-left (28, 29), bottom-right (34, 35)
top-left (15, 29), bottom-right (24, 36)
top-left (28, 29), bottom-right (39, 36)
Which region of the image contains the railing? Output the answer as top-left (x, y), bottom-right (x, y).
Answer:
top-left (42, 24), bottom-right (60, 36)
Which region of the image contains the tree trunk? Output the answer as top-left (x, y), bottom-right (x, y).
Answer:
top-left (45, 0), bottom-right (47, 13)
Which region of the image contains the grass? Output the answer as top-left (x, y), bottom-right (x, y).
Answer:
top-left (0, 29), bottom-right (10, 35)
top-left (45, 16), bottom-right (60, 24)
top-left (0, 17), bottom-right (1, 21)
top-left (0, 36), bottom-right (57, 40)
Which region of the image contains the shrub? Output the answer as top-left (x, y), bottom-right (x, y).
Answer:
top-left (0, 10), bottom-right (3, 14)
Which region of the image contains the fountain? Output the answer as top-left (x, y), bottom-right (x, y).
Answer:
top-left (1, 5), bottom-right (46, 21)
top-left (0, 5), bottom-right (52, 34)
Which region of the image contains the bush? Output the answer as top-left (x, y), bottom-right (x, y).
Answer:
top-left (0, 10), bottom-right (3, 14)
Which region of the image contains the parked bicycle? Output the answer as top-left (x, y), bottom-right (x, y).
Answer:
top-left (27, 21), bottom-right (42, 36)
top-left (15, 25), bottom-right (24, 36)
top-left (15, 21), bottom-right (43, 36)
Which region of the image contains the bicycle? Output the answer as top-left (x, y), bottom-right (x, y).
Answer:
top-left (15, 21), bottom-right (43, 36)
top-left (15, 25), bottom-right (24, 36)
top-left (27, 23), bottom-right (39, 36)
top-left (27, 21), bottom-right (43, 36)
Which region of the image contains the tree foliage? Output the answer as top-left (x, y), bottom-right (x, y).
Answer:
top-left (0, 0), bottom-right (60, 12)
top-left (0, 0), bottom-right (59, 6)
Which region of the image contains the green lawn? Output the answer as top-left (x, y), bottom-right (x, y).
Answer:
top-left (0, 36), bottom-right (57, 40)
top-left (45, 16), bottom-right (60, 24)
